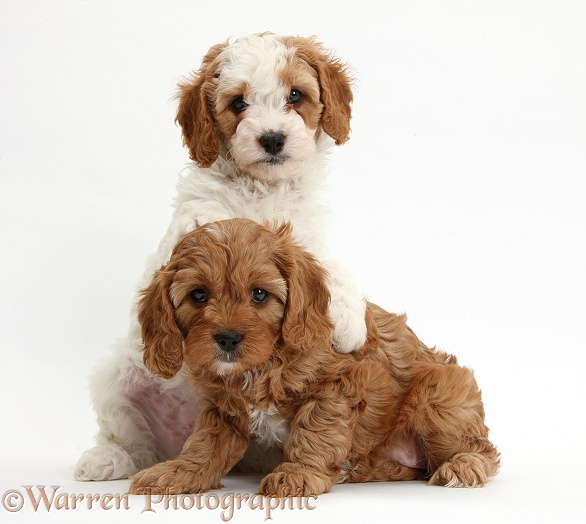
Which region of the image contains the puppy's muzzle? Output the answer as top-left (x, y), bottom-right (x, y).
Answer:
top-left (214, 330), bottom-right (243, 353)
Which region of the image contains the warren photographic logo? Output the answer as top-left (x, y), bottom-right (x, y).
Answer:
top-left (2, 485), bottom-right (318, 521)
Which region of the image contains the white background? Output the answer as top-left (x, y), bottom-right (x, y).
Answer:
top-left (1, 1), bottom-right (585, 522)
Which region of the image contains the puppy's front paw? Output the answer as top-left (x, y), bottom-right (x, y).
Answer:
top-left (332, 323), bottom-right (367, 353)
top-left (129, 460), bottom-right (221, 495)
top-left (324, 264), bottom-right (368, 353)
top-left (329, 300), bottom-right (368, 354)
top-left (260, 463), bottom-right (331, 497)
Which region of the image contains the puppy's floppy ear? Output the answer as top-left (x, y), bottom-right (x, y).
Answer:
top-left (175, 42), bottom-right (227, 167)
top-left (138, 269), bottom-right (183, 379)
top-left (287, 37), bottom-right (353, 145)
top-left (272, 223), bottom-right (333, 352)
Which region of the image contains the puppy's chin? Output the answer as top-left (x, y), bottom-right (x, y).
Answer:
top-left (213, 350), bottom-right (271, 377)
top-left (243, 155), bottom-right (313, 182)
top-left (214, 361), bottom-right (244, 376)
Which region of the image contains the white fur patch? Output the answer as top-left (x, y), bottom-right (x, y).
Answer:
top-left (248, 404), bottom-right (289, 446)
top-left (216, 362), bottom-right (240, 376)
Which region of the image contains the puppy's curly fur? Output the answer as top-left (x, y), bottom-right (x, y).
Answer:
top-left (129, 219), bottom-right (500, 496)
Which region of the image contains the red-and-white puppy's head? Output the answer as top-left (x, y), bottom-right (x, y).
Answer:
top-left (175, 33), bottom-right (353, 182)
top-left (138, 219), bottom-right (333, 379)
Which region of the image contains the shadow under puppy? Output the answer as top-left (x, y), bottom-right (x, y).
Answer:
top-left (130, 219), bottom-right (499, 496)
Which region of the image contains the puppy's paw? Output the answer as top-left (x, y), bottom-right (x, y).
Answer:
top-left (323, 261), bottom-right (368, 354)
top-left (329, 300), bottom-right (368, 354)
top-left (129, 460), bottom-right (221, 495)
top-left (332, 322), bottom-right (367, 353)
top-left (74, 444), bottom-right (139, 481)
top-left (260, 463), bottom-right (331, 497)
top-left (428, 453), bottom-right (492, 488)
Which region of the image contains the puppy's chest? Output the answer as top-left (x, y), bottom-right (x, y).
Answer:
top-left (247, 404), bottom-right (289, 447)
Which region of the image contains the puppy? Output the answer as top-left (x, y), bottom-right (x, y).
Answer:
top-left (129, 219), bottom-right (500, 496)
top-left (75, 33), bottom-right (367, 481)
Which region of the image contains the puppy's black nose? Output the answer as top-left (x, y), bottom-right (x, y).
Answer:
top-left (214, 330), bottom-right (243, 352)
top-left (259, 133), bottom-right (285, 155)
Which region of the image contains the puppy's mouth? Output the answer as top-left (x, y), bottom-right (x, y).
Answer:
top-left (260, 155), bottom-right (288, 166)
top-left (214, 346), bottom-right (242, 376)
top-left (217, 350), bottom-right (239, 364)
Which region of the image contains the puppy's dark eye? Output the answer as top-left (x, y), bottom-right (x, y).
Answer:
top-left (287, 89), bottom-right (303, 104)
top-left (231, 96), bottom-right (248, 113)
top-left (251, 288), bottom-right (269, 304)
top-left (190, 289), bottom-right (208, 303)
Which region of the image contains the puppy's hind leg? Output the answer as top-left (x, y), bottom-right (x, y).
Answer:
top-left (75, 332), bottom-right (199, 481)
top-left (398, 364), bottom-right (500, 487)
top-left (337, 452), bottom-right (424, 484)
top-left (75, 345), bottom-right (157, 481)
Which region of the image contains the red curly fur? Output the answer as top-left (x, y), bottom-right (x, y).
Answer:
top-left (130, 219), bottom-right (499, 496)
top-left (175, 42), bottom-right (227, 167)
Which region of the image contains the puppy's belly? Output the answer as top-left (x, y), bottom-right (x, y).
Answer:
top-left (376, 434), bottom-right (427, 469)
top-left (248, 405), bottom-right (289, 447)
top-left (127, 379), bottom-right (202, 460)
